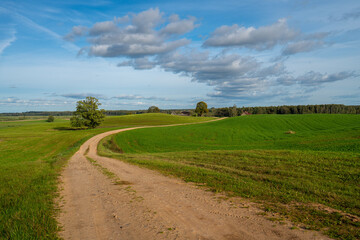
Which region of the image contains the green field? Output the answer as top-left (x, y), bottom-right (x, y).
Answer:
top-left (0, 113), bottom-right (213, 239)
top-left (100, 114), bottom-right (360, 239)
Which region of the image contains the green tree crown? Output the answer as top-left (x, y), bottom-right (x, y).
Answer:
top-left (70, 96), bottom-right (105, 129)
top-left (195, 101), bottom-right (209, 116)
top-left (147, 106), bottom-right (160, 113)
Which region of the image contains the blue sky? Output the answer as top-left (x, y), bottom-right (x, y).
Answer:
top-left (0, 0), bottom-right (359, 112)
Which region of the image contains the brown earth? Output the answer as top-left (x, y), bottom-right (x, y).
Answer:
top-left (58, 120), bottom-right (330, 240)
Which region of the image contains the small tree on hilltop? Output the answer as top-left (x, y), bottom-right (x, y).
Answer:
top-left (70, 96), bottom-right (105, 129)
top-left (147, 106), bottom-right (160, 113)
top-left (195, 101), bottom-right (209, 116)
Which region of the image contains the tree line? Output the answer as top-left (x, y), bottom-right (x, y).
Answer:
top-left (211, 104), bottom-right (360, 117)
top-left (1, 104), bottom-right (359, 118)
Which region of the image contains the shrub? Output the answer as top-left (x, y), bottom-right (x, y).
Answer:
top-left (47, 115), bottom-right (54, 122)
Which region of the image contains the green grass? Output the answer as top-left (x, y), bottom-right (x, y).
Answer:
top-left (99, 112), bottom-right (215, 127)
top-left (0, 116), bottom-right (71, 122)
top-left (0, 113), bottom-right (212, 239)
top-left (113, 114), bottom-right (360, 153)
top-left (100, 114), bottom-right (360, 239)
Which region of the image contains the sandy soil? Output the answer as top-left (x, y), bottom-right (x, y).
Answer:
top-left (58, 120), bottom-right (330, 240)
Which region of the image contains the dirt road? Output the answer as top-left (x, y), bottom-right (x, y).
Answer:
top-left (58, 120), bottom-right (330, 240)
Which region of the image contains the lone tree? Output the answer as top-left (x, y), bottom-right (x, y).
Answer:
top-left (195, 101), bottom-right (209, 116)
top-left (147, 106), bottom-right (160, 113)
top-left (70, 96), bottom-right (105, 129)
top-left (47, 115), bottom-right (55, 122)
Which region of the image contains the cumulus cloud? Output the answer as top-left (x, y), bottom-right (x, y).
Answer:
top-left (204, 18), bottom-right (330, 56)
top-left (154, 50), bottom-right (356, 99)
top-left (281, 32), bottom-right (329, 56)
top-left (155, 51), bottom-right (288, 99)
top-left (118, 57), bottom-right (156, 69)
top-left (276, 75), bottom-right (296, 86)
top-left (88, 38), bottom-right (190, 58)
top-left (296, 71), bottom-right (356, 86)
top-left (158, 51), bottom-right (260, 83)
top-left (160, 15), bottom-right (198, 35)
top-left (203, 19), bottom-right (299, 50)
top-left (115, 49), bottom-right (283, 99)
top-left (64, 25), bottom-right (88, 41)
top-left (65, 8), bottom-right (197, 58)
top-left (89, 21), bottom-right (117, 36)
top-left (282, 40), bottom-right (325, 55)
top-left (62, 8), bottom-right (356, 103)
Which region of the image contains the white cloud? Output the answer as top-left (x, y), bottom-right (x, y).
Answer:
top-left (160, 15), bottom-right (198, 35)
top-left (1, 6), bottom-right (79, 52)
top-left (67, 8), bottom-right (197, 58)
top-left (61, 8), bottom-right (358, 104)
top-left (204, 19), bottom-right (299, 50)
top-left (296, 71), bottom-right (357, 86)
top-left (64, 25), bottom-right (88, 41)
top-left (277, 71), bottom-right (357, 87)
top-left (155, 51), bottom-right (287, 99)
top-left (113, 94), bottom-right (173, 101)
top-left (282, 40), bottom-right (325, 55)
top-left (0, 31), bottom-right (16, 55)
top-left (204, 18), bottom-right (331, 57)
top-left (118, 57), bottom-right (156, 69)
top-left (281, 32), bottom-right (330, 56)
top-left (0, 97), bottom-right (77, 108)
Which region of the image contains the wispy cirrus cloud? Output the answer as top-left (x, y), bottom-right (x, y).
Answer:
top-left (0, 30), bottom-right (16, 55)
top-left (0, 6), bottom-right (79, 52)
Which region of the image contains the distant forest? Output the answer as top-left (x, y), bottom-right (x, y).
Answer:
top-left (1, 104), bottom-right (359, 117)
top-left (212, 104), bottom-right (360, 117)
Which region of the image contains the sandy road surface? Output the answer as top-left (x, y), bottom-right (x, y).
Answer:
top-left (58, 119), bottom-right (330, 240)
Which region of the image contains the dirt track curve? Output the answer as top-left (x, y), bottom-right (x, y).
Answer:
top-left (58, 119), bottom-right (330, 240)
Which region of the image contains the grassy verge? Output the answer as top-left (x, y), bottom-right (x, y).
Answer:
top-left (0, 113), bottom-right (211, 239)
top-left (100, 114), bottom-right (360, 239)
